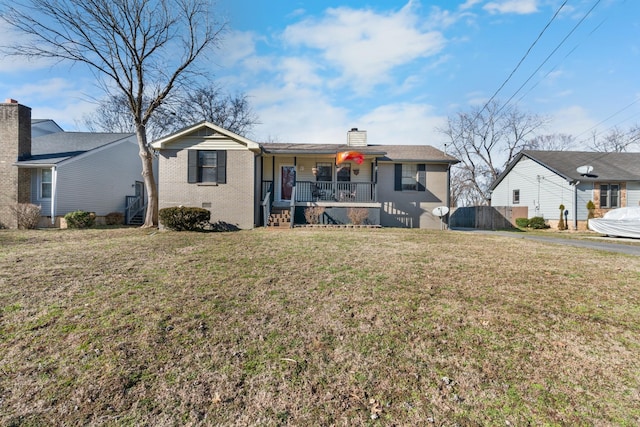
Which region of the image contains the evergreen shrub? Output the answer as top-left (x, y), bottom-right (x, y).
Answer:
top-left (159, 206), bottom-right (211, 231)
top-left (64, 210), bottom-right (96, 229)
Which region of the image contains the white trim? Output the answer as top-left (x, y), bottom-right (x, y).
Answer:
top-left (38, 168), bottom-right (53, 200)
top-left (50, 167), bottom-right (57, 224)
top-left (150, 121), bottom-right (260, 150)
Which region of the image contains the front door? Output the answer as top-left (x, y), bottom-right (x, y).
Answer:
top-left (280, 165), bottom-right (295, 201)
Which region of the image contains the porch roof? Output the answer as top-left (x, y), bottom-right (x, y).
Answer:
top-left (261, 143), bottom-right (459, 164)
top-left (261, 143), bottom-right (386, 156)
top-left (14, 132), bottom-right (135, 166)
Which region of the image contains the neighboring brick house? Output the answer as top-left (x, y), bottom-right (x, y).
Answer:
top-left (0, 99), bottom-right (148, 228)
top-left (151, 122), bottom-right (459, 229)
top-left (489, 150), bottom-right (640, 230)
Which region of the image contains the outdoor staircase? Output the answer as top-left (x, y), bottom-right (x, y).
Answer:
top-left (268, 207), bottom-right (291, 228)
top-left (128, 213), bottom-right (144, 226)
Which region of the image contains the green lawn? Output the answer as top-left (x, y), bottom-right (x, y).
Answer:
top-left (1, 228), bottom-right (639, 426)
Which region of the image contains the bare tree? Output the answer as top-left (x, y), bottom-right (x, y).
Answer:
top-left (181, 84), bottom-right (259, 136)
top-left (79, 94), bottom-right (180, 140)
top-left (439, 101), bottom-right (547, 206)
top-left (589, 126), bottom-right (640, 152)
top-left (525, 133), bottom-right (575, 151)
top-left (80, 84), bottom-right (259, 139)
top-left (1, 0), bottom-right (225, 227)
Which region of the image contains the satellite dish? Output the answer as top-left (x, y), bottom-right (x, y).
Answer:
top-left (432, 206), bottom-right (449, 217)
top-left (433, 206), bottom-right (450, 231)
top-left (577, 165), bottom-right (598, 178)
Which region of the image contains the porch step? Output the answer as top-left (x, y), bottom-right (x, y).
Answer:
top-left (129, 214), bottom-right (144, 226)
top-left (268, 208), bottom-right (291, 227)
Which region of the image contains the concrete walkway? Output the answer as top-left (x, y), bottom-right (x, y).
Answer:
top-left (451, 228), bottom-right (640, 256)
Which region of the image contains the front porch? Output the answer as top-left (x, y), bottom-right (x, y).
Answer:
top-left (261, 180), bottom-right (381, 227)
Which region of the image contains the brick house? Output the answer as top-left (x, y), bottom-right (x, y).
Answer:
top-left (151, 122), bottom-right (459, 229)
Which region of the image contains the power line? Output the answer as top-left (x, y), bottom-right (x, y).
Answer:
top-left (515, 17), bottom-right (607, 105)
top-left (494, 0), bottom-right (603, 118)
top-left (471, 0), bottom-right (569, 121)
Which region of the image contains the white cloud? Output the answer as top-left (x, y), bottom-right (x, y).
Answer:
top-left (484, 0), bottom-right (538, 15)
top-left (216, 31), bottom-right (258, 68)
top-left (282, 2), bottom-right (446, 94)
top-left (547, 105), bottom-right (597, 144)
top-left (5, 77), bottom-right (100, 130)
top-left (357, 103), bottom-right (447, 146)
top-left (460, 0), bottom-right (483, 10)
top-left (248, 84), bottom-right (349, 143)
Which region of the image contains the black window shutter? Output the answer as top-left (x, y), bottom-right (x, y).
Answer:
top-left (417, 164), bottom-right (426, 191)
top-left (188, 150), bottom-right (198, 183)
top-left (217, 150), bottom-right (227, 184)
top-left (394, 164), bottom-right (402, 191)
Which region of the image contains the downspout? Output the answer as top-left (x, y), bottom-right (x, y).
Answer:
top-left (50, 166), bottom-right (57, 225)
top-left (374, 158), bottom-right (378, 202)
top-left (573, 180), bottom-right (580, 230)
top-left (290, 157), bottom-right (297, 228)
top-left (446, 163), bottom-right (452, 227)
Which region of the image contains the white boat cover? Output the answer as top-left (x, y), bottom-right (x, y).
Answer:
top-left (588, 206), bottom-right (640, 238)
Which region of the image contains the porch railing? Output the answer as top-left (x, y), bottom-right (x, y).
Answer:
top-left (125, 195), bottom-right (146, 225)
top-left (295, 181), bottom-right (376, 203)
top-left (261, 182), bottom-right (274, 227)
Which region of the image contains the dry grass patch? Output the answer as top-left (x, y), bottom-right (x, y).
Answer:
top-left (1, 228), bottom-right (639, 425)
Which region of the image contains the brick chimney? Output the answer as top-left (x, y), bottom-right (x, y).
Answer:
top-left (347, 128), bottom-right (367, 147)
top-left (0, 99), bottom-right (32, 228)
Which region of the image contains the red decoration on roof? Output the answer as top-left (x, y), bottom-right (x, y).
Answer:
top-left (336, 151), bottom-right (364, 165)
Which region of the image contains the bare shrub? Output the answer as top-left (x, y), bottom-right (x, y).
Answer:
top-left (304, 206), bottom-right (325, 224)
top-left (10, 203), bottom-right (41, 229)
top-left (105, 212), bottom-right (124, 226)
top-left (347, 208), bottom-right (369, 225)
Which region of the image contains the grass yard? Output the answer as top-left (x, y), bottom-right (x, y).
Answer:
top-left (1, 227), bottom-right (639, 426)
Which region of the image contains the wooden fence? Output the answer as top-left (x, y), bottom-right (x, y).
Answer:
top-left (449, 206), bottom-right (528, 230)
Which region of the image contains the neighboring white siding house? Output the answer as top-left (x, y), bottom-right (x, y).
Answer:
top-left (490, 156), bottom-right (580, 223)
top-left (490, 150), bottom-right (640, 229)
top-left (29, 136), bottom-right (142, 217)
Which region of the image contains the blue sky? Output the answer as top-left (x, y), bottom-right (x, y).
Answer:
top-left (1, 0), bottom-right (638, 149)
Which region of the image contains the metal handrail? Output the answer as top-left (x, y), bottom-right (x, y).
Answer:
top-left (125, 195), bottom-right (146, 224)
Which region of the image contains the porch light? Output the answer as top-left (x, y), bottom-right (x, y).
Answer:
top-left (312, 167), bottom-right (318, 176)
top-left (353, 168), bottom-right (360, 176)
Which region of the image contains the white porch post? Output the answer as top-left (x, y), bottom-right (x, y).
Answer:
top-left (50, 166), bottom-right (57, 225)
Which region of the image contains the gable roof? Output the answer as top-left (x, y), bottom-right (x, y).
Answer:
top-left (490, 150), bottom-right (640, 190)
top-left (31, 119), bottom-right (64, 137)
top-left (261, 143), bottom-right (459, 163)
top-left (15, 132), bottom-right (135, 167)
top-left (150, 121), bottom-right (261, 150)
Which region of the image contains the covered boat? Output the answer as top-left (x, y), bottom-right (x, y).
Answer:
top-left (588, 207), bottom-right (640, 239)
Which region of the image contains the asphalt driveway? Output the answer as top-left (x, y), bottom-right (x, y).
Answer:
top-left (452, 228), bottom-right (640, 257)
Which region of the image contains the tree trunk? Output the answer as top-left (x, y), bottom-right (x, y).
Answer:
top-left (135, 126), bottom-right (158, 228)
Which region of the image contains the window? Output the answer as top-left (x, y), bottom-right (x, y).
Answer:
top-left (600, 183), bottom-right (619, 208)
top-left (188, 150), bottom-right (226, 183)
top-left (394, 163), bottom-right (426, 191)
top-left (512, 189), bottom-right (520, 204)
top-left (40, 169), bottom-right (52, 199)
top-left (337, 163), bottom-right (351, 182)
top-left (315, 162), bottom-right (332, 182)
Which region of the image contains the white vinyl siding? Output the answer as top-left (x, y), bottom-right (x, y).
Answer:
top-left (36, 138), bottom-right (144, 217)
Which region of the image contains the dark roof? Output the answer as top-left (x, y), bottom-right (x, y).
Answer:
top-left (16, 132), bottom-right (134, 166)
top-left (373, 145), bottom-right (459, 163)
top-left (490, 150), bottom-right (640, 190)
top-left (261, 143), bottom-right (458, 163)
